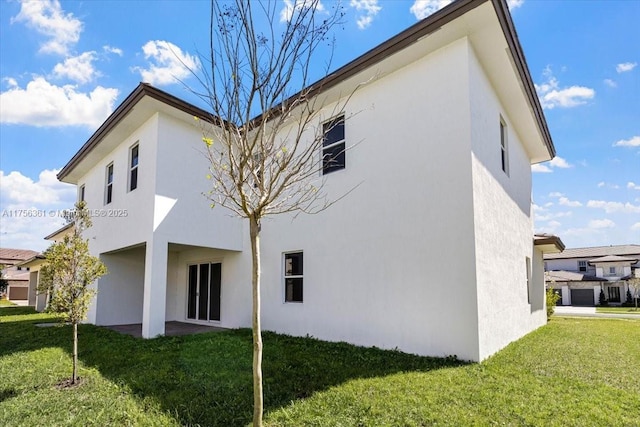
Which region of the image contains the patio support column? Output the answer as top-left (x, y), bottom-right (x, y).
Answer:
top-left (142, 238), bottom-right (168, 338)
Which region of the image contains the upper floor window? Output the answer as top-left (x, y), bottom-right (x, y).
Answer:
top-left (105, 163), bottom-right (114, 205)
top-left (79, 184), bottom-right (85, 202)
top-left (500, 117), bottom-right (509, 175)
top-left (129, 144), bottom-right (139, 191)
top-left (322, 115), bottom-right (345, 175)
top-left (525, 256), bottom-right (531, 304)
top-left (578, 260), bottom-right (587, 272)
top-left (284, 251), bottom-right (303, 303)
top-left (609, 266), bottom-right (616, 275)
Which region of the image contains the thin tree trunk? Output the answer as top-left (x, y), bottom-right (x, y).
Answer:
top-left (72, 322), bottom-right (78, 384)
top-left (249, 216), bottom-right (263, 427)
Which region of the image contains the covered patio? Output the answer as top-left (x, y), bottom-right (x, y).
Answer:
top-left (106, 321), bottom-right (228, 338)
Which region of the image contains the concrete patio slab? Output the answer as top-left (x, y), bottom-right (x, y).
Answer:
top-left (105, 321), bottom-right (227, 338)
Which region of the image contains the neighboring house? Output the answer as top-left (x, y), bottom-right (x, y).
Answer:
top-left (34, 0), bottom-right (563, 362)
top-left (544, 245), bottom-right (640, 306)
top-left (0, 248), bottom-right (39, 301)
top-left (19, 223), bottom-right (75, 311)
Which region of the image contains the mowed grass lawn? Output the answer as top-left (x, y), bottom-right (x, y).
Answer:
top-left (1, 307), bottom-right (638, 427)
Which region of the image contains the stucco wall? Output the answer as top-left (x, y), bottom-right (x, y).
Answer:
top-left (467, 43), bottom-right (545, 360)
top-left (95, 246), bottom-right (145, 325)
top-left (250, 38), bottom-right (481, 361)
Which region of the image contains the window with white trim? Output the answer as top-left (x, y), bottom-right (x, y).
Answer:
top-left (284, 252), bottom-right (303, 302)
top-left (500, 117), bottom-right (509, 175)
top-left (525, 256), bottom-right (531, 304)
top-left (105, 163), bottom-right (114, 204)
top-left (129, 144), bottom-right (139, 191)
top-left (578, 260), bottom-right (587, 272)
top-left (322, 115), bottom-right (345, 175)
top-left (79, 184), bottom-right (85, 202)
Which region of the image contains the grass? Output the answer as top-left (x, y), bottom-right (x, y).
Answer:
top-left (0, 298), bottom-right (16, 306)
top-left (596, 306), bottom-right (640, 314)
top-left (1, 307), bottom-right (639, 426)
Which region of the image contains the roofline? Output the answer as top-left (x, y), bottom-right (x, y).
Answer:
top-left (58, 0), bottom-right (554, 180)
top-left (57, 83), bottom-right (219, 181)
top-left (534, 235), bottom-right (565, 252)
top-left (16, 255), bottom-right (46, 267)
top-left (44, 222), bottom-right (74, 240)
top-left (250, 0), bottom-right (554, 157)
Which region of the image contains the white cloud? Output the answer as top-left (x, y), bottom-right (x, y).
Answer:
top-left (616, 62), bottom-right (637, 73)
top-left (558, 197), bottom-right (582, 207)
top-left (532, 156), bottom-right (571, 173)
top-left (0, 76), bottom-right (118, 128)
top-left (52, 51), bottom-right (99, 84)
top-left (613, 136), bottom-right (640, 147)
top-left (597, 182), bottom-right (605, 188)
top-left (603, 79), bottom-right (617, 88)
top-left (0, 169), bottom-right (76, 251)
top-left (350, 0), bottom-right (381, 29)
top-left (410, 0), bottom-right (451, 20)
top-left (628, 182), bottom-right (640, 190)
top-left (597, 182), bottom-right (619, 189)
top-left (3, 77), bottom-right (18, 88)
top-left (133, 40), bottom-right (200, 86)
top-left (587, 200), bottom-right (640, 214)
top-left (588, 219), bottom-right (615, 229)
top-left (507, 0), bottom-right (524, 9)
top-left (631, 222), bottom-right (640, 231)
top-left (12, 0), bottom-right (82, 55)
top-left (548, 192), bottom-right (563, 198)
top-left (535, 67), bottom-right (594, 109)
top-left (531, 164), bottom-right (551, 173)
top-left (103, 45), bottom-right (123, 56)
top-left (280, 0), bottom-right (325, 22)
top-left (549, 157), bottom-right (572, 168)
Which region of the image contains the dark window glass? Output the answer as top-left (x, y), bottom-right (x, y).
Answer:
top-left (209, 263), bottom-right (221, 321)
top-left (187, 265), bottom-right (197, 319)
top-left (106, 164), bottom-right (113, 204)
top-left (322, 116), bottom-right (345, 175)
top-left (131, 145), bottom-right (139, 168)
top-left (130, 168), bottom-right (138, 191)
top-left (284, 252), bottom-right (303, 302)
top-left (285, 278), bottom-right (303, 302)
top-left (198, 263), bottom-right (209, 320)
top-left (80, 185), bottom-right (85, 202)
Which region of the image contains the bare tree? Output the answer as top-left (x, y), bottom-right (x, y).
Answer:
top-left (628, 275), bottom-right (640, 311)
top-left (191, 1), bottom-right (361, 425)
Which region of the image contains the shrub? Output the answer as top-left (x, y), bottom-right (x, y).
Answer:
top-left (598, 289), bottom-right (608, 306)
top-left (546, 288), bottom-right (560, 319)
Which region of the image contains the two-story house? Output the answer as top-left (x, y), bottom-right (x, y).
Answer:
top-left (545, 245), bottom-right (640, 306)
top-left (34, 0), bottom-right (563, 362)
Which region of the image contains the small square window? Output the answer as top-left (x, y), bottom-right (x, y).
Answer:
top-left (322, 116), bottom-right (345, 175)
top-left (578, 261), bottom-right (587, 272)
top-left (284, 252), bottom-right (303, 302)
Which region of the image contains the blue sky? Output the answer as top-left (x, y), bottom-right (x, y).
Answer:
top-left (0, 0), bottom-right (638, 251)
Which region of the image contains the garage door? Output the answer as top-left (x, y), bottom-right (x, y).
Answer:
top-left (571, 289), bottom-right (594, 306)
top-left (8, 286), bottom-right (28, 300)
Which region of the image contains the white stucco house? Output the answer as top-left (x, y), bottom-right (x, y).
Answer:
top-left (35, 0), bottom-right (564, 362)
top-left (545, 245), bottom-right (640, 306)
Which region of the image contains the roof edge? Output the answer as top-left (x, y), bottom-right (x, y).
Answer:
top-left (534, 234), bottom-right (565, 253)
top-left (57, 83), bottom-right (218, 181)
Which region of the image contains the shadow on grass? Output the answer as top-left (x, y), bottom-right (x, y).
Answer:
top-left (1, 308), bottom-right (466, 426)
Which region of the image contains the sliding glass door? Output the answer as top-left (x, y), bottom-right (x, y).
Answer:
top-left (187, 263), bottom-right (221, 321)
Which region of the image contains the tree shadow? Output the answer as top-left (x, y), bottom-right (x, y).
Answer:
top-left (1, 308), bottom-right (466, 426)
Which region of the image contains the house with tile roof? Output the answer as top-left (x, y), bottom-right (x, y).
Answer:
top-left (544, 245), bottom-right (640, 306)
top-left (0, 248), bottom-right (39, 302)
top-left (28, 0), bottom-right (565, 362)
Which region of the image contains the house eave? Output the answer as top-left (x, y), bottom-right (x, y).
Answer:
top-left (534, 234), bottom-right (565, 253)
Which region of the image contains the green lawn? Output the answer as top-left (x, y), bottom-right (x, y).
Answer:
top-left (596, 306), bottom-right (640, 314)
top-left (0, 299), bottom-right (16, 307)
top-left (1, 307), bottom-right (639, 426)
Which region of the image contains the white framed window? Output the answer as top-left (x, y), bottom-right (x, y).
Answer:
top-left (578, 260), bottom-right (587, 272)
top-left (525, 256), bottom-right (531, 304)
top-left (609, 266), bottom-right (616, 275)
top-left (105, 163), bottom-right (114, 205)
top-left (129, 143), bottom-right (139, 191)
top-left (284, 252), bottom-right (303, 302)
top-left (500, 117), bottom-right (509, 175)
top-left (79, 184), bottom-right (85, 202)
top-left (322, 115), bottom-right (345, 175)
